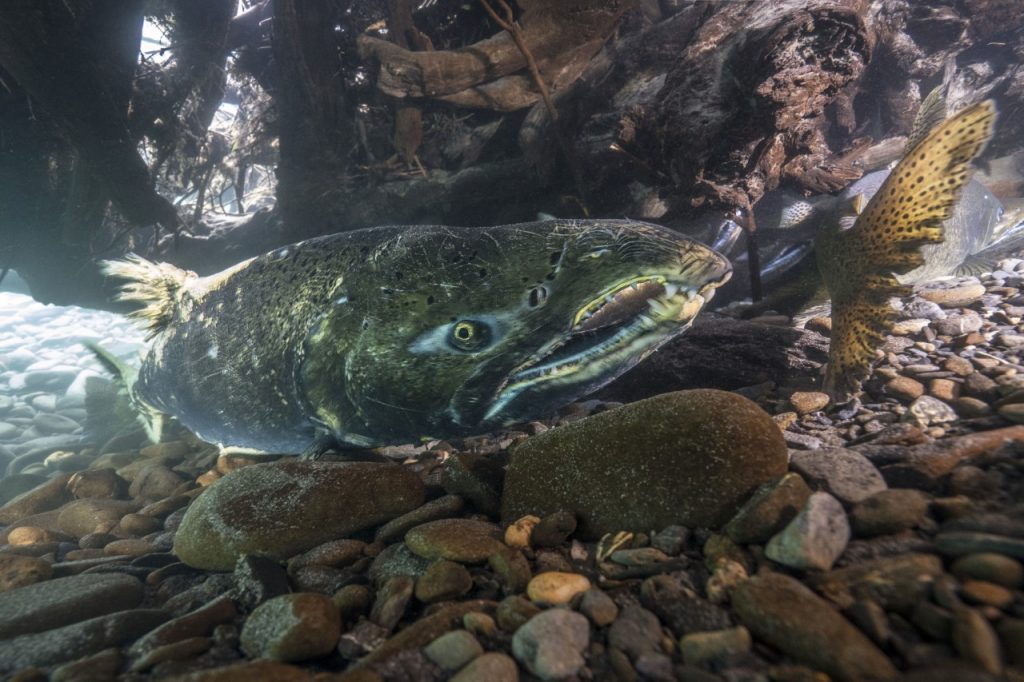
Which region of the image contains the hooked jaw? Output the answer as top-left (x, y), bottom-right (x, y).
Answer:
top-left (481, 246), bottom-right (732, 424)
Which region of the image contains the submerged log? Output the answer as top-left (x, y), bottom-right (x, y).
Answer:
top-left (601, 315), bottom-right (830, 402)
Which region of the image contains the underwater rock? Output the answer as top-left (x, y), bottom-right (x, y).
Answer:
top-left (239, 593), bottom-right (341, 662)
top-left (789, 448), bottom-right (887, 506)
top-left (724, 472), bottom-right (811, 544)
top-left (450, 652), bottom-right (518, 682)
top-left (57, 498), bottom-right (141, 538)
top-left (511, 608), bottom-right (590, 680)
top-left (850, 488), bottom-right (931, 537)
top-left (0, 608), bottom-right (169, 673)
top-left (173, 461), bottom-right (425, 571)
top-left (765, 491), bottom-right (850, 571)
top-left (679, 626), bottom-right (752, 667)
top-left (733, 573), bottom-right (899, 682)
top-left (526, 571), bottom-right (590, 605)
top-left (808, 553), bottom-right (945, 613)
top-left (0, 553), bottom-right (53, 592)
top-left (423, 630), bottom-right (484, 671)
top-left (374, 494), bottom-right (464, 545)
top-left (415, 559), bottom-right (473, 604)
top-left (501, 389), bottom-right (787, 537)
top-left (950, 553), bottom-right (1024, 589)
top-left (0, 472), bottom-right (48, 507)
top-left (0, 472), bottom-right (72, 524)
top-left (404, 518), bottom-right (504, 564)
top-left (917, 279), bottom-right (987, 307)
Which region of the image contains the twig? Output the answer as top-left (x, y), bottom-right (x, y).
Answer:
top-left (734, 201), bottom-right (764, 302)
top-left (480, 0), bottom-right (589, 215)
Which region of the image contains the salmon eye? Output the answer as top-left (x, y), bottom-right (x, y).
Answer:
top-left (449, 320), bottom-right (490, 351)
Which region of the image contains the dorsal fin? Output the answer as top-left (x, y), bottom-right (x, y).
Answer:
top-left (102, 255), bottom-right (197, 339)
top-left (904, 59), bottom-right (956, 155)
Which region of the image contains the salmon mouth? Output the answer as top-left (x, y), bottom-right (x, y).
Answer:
top-left (482, 269), bottom-right (730, 423)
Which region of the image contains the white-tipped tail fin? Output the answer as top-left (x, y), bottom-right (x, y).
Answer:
top-left (102, 255), bottom-right (197, 338)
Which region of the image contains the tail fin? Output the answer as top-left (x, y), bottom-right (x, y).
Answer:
top-left (102, 255), bottom-right (196, 339)
top-left (818, 100), bottom-right (997, 399)
top-left (84, 341), bottom-right (170, 444)
top-left (957, 207), bottom-right (1024, 276)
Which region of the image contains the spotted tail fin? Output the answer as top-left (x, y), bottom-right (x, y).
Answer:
top-left (102, 255), bottom-right (197, 339)
top-left (818, 100), bottom-right (997, 399)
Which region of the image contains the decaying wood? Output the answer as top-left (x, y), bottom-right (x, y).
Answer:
top-left (358, 0), bottom-right (633, 110)
top-left (386, 0), bottom-right (431, 167)
top-left (652, 0), bottom-right (871, 211)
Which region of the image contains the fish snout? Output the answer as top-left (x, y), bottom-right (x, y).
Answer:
top-left (677, 239), bottom-right (733, 294)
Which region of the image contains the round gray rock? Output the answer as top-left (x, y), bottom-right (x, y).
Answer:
top-left (789, 448), bottom-right (886, 506)
top-left (766, 492), bottom-right (850, 571)
top-left (512, 608), bottom-right (590, 680)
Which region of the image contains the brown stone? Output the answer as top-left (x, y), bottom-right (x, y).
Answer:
top-left (57, 499), bottom-right (140, 538)
top-left (733, 573), bottom-right (898, 681)
top-left (884, 376), bottom-right (925, 401)
top-left (502, 390), bottom-right (787, 537)
top-left (404, 519), bottom-right (504, 563)
top-left (788, 391), bottom-right (830, 415)
top-left (0, 474), bottom-right (72, 525)
top-left (0, 554), bottom-right (52, 592)
top-left (67, 469), bottom-right (126, 500)
top-left (929, 379), bottom-right (960, 402)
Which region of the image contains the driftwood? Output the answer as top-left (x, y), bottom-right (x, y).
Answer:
top-left (521, 0), bottom-right (872, 216)
top-left (358, 0), bottom-right (634, 111)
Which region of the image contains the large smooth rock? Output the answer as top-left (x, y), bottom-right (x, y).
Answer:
top-left (733, 573), bottom-right (898, 682)
top-left (174, 460), bottom-right (425, 570)
top-left (0, 573), bottom-right (144, 639)
top-left (502, 390), bottom-right (787, 537)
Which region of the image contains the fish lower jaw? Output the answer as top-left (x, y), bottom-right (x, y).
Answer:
top-left (482, 285), bottom-right (713, 423)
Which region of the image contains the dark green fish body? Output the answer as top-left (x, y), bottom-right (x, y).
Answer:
top-left (105, 220), bottom-right (731, 452)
